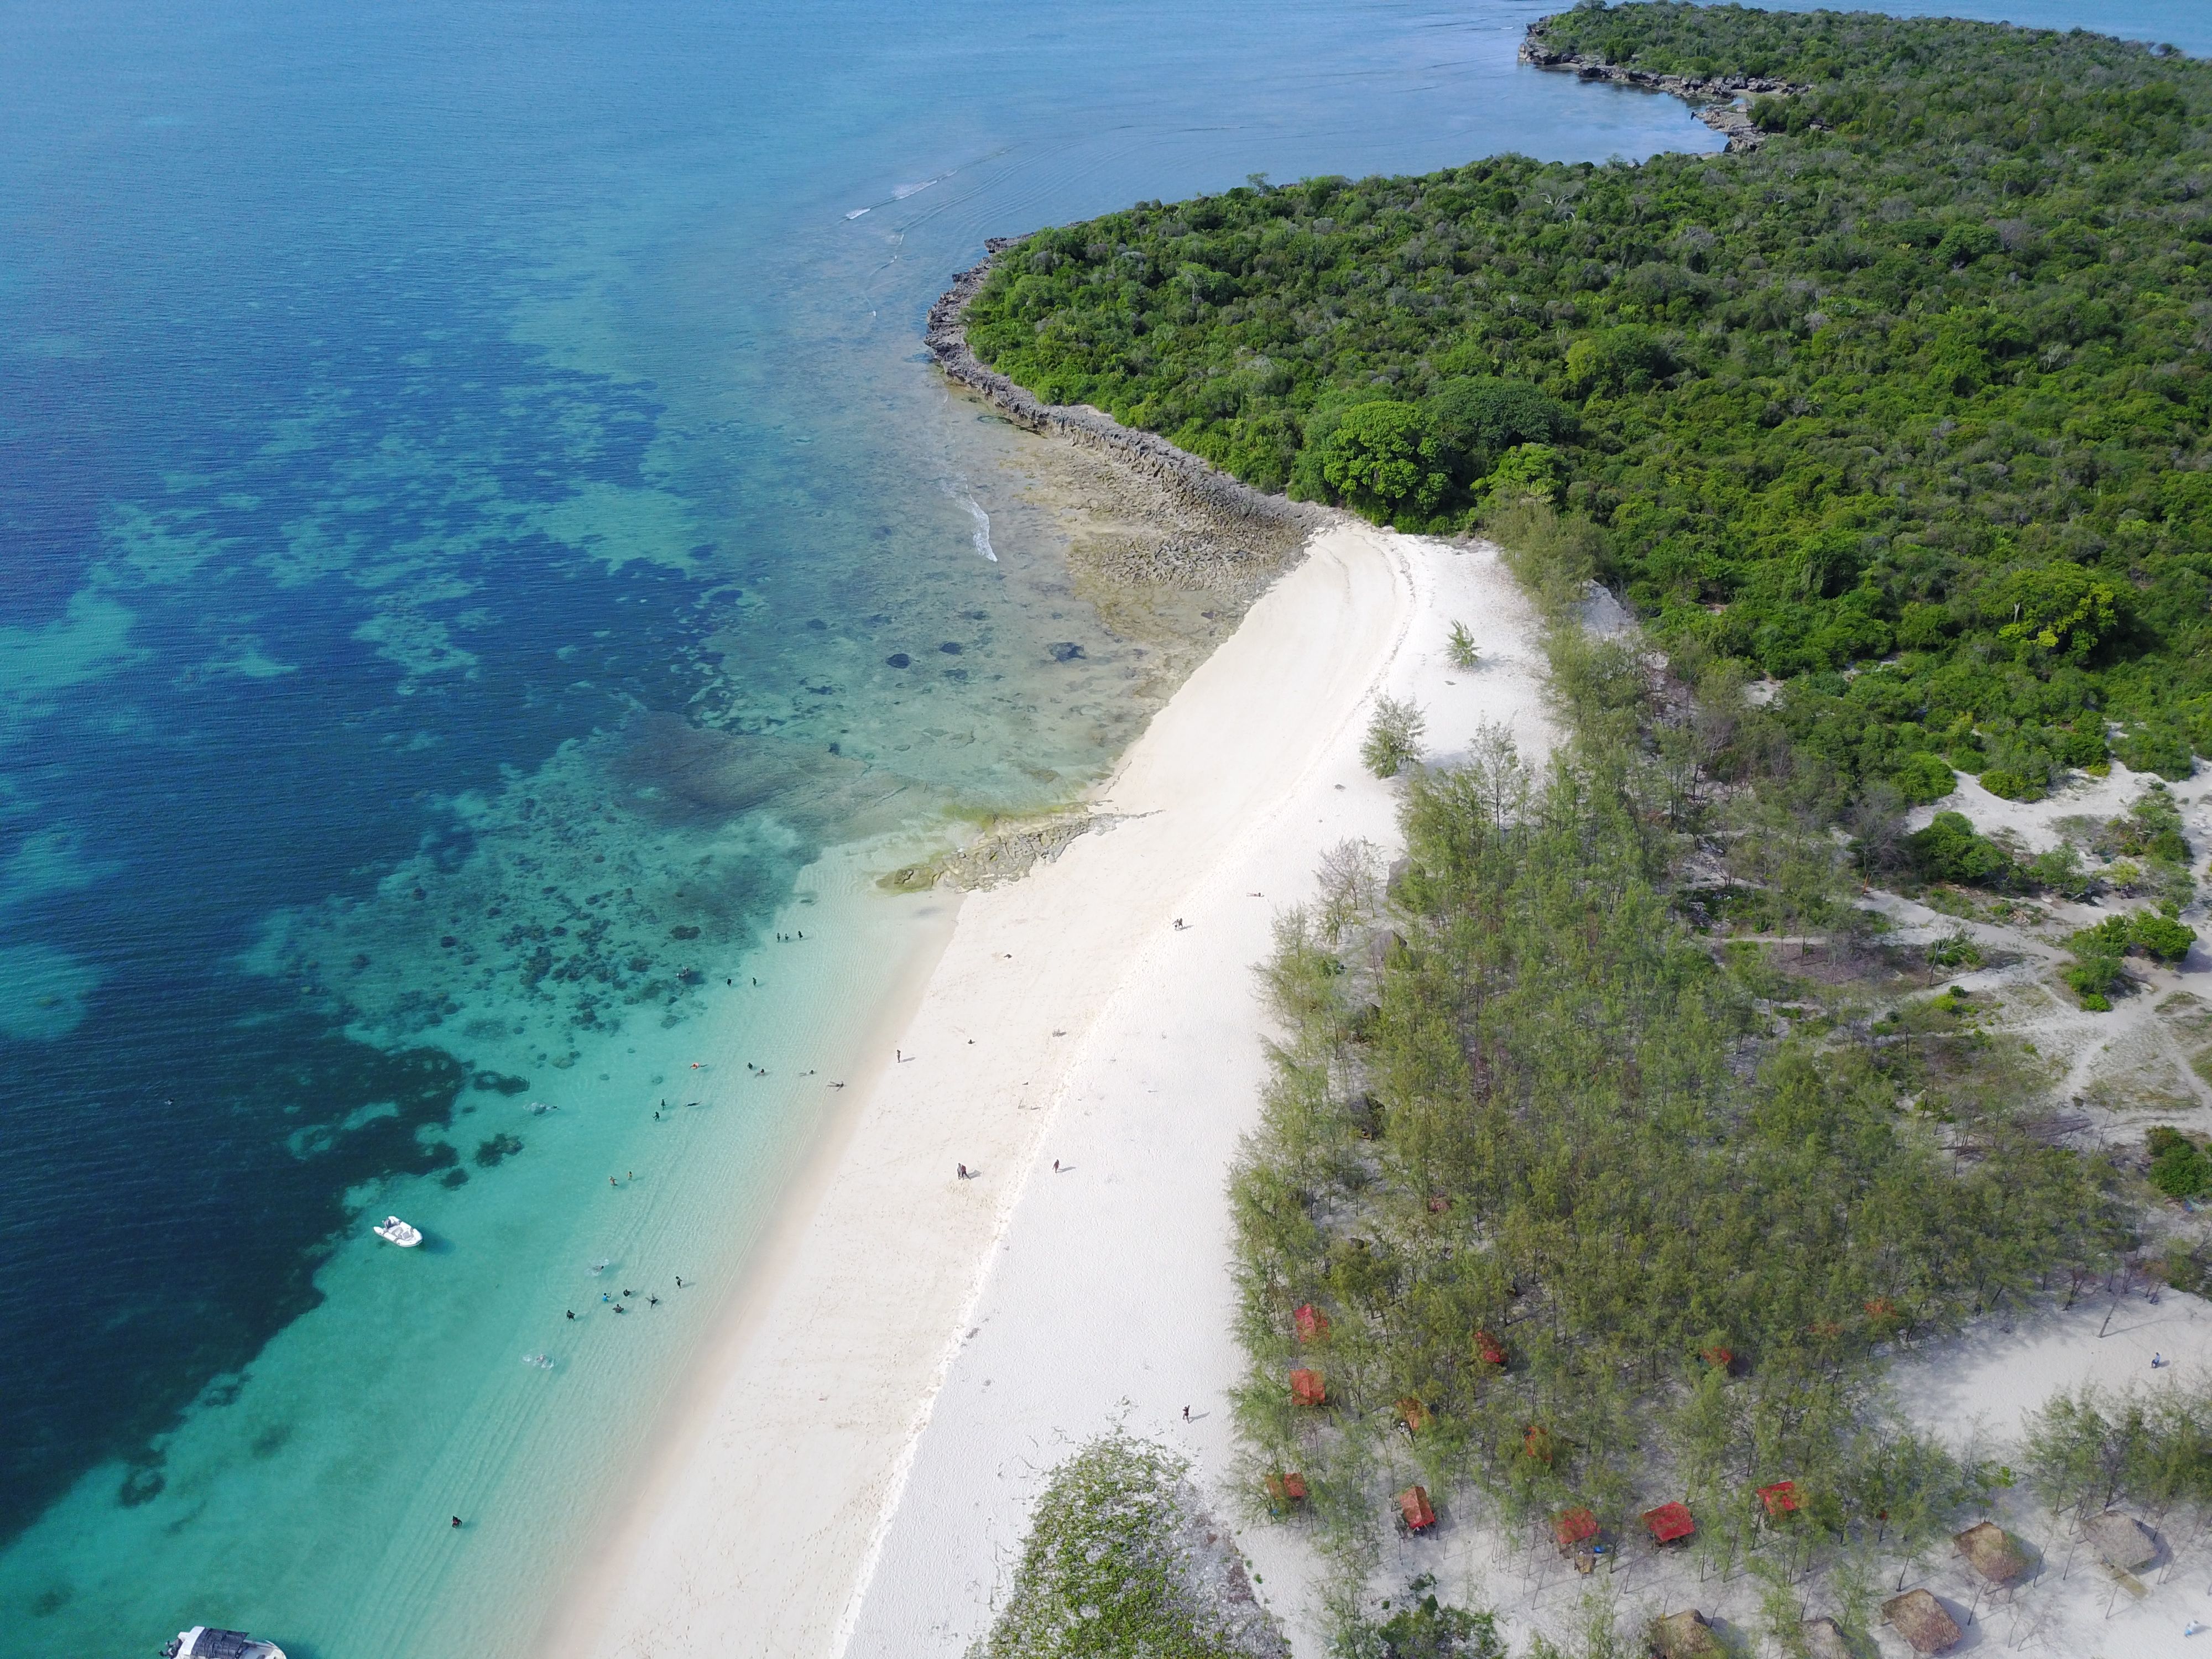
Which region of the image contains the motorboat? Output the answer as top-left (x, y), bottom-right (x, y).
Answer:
top-left (372, 1214), bottom-right (422, 1248)
top-left (161, 1629), bottom-right (288, 1659)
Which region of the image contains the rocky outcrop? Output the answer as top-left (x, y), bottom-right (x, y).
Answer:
top-left (925, 243), bottom-right (1323, 539)
top-left (1519, 32), bottom-right (1808, 153)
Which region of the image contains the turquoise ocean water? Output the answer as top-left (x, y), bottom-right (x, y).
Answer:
top-left (1, 2), bottom-right (2203, 1654)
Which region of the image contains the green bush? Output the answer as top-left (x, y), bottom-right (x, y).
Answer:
top-left (2063, 954), bottom-right (2124, 1006)
top-left (1893, 752), bottom-right (1957, 806)
top-left (1339, 1596), bottom-right (1506, 1659)
top-left (1446, 621), bottom-right (1479, 671)
top-left (1906, 812), bottom-right (2013, 888)
top-left (1979, 768), bottom-right (2033, 802)
top-left (1426, 375), bottom-right (1572, 484)
top-left (2024, 843), bottom-right (2094, 899)
top-left (2115, 723), bottom-right (2195, 782)
top-left (1926, 931), bottom-right (1983, 971)
top-left (1361, 696), bottom-right (1428, 778)
top-left (2147, 1127), bottom-right (2212, 1199)
top-left (1321, 402), bottom-right (1450, 520)
top-left (971, 1434), bottom-right (1261, 1659)
top-left (2133, 913), bottom-right (2198, 963)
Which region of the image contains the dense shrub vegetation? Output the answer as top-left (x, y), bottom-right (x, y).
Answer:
top-left (966, 2), bottom-right (2212, 804)
top-left (972, 1434), bottom-right (1279, 1659)
top-left (1228, 719), bottom-right (2112, 1614)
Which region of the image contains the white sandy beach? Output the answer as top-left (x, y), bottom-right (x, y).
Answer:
top-left (840, 526), bottom-right (1554, 1657)
top-left (547, 520), bottom-right (1549, 1657)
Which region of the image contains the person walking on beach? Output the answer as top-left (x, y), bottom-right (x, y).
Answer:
top-left (957, 1163), bottom-right (969, 1179)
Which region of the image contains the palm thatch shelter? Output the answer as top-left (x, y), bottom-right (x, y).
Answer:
top-left (2084, 1510), bottom-right (2157, 1572)
top-left (1649, 1609), bottom-right (1723, 1658)
top-left (1953, 1520), bottom-right (2028, 1585)
top-left (1881, 1588), bottom-right (1962, 1655)
top-left (1801, 1616), bottom-right (1850, 1659)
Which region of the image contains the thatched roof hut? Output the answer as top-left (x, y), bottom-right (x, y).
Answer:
top-left (1881, 1588), bottom-right (1962, 1655)
top-left (1290, 1368), bottom-right (1326, 1408)
top-left (1642, 1501), bottom-right (1695, 1545)
top-left (1650, 1609), bottom-right (1722, 1658)
top-left (1395, 1397), bottom-right (1431, 1436)
top-left (1953, 1520), bottom-right (2028, 1585)
top-left (2084, 1510), bottom-right (2156, 1572)
top-left (1800, 1616), bottom-right (1850, 1659)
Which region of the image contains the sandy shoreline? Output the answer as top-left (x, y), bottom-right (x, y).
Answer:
top-left (843, 527), bottom-right (1554, 1656)
top-left (549, 518), bottom-right (1515, 1657)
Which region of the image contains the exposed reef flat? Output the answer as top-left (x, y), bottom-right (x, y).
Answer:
top-left (927, 243), bottom-right (1322, 619)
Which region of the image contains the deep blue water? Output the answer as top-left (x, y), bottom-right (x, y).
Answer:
top-left (3, 0), bottom-right (2206, 1651)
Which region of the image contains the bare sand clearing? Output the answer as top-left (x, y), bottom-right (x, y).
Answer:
top-left (840, 530), bottom-right (1553, 1657)
top-left (549, 523), bottom-right (1545, 1657)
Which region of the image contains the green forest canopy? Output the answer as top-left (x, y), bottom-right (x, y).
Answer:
top-left (963, 3), bottom-right (2212, 808)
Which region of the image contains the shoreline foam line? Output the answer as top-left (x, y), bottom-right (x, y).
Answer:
top-left (549, 519), bottom-right (1415, 1658)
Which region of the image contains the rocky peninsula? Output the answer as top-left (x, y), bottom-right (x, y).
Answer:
top-left (1519, 26), bottom-right (1806, 152)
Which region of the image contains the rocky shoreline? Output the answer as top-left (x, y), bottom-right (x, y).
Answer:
top-left (925, 244), bottom-right (1323, 544)
top-left (1519, 31), bottom-right (1807, 153)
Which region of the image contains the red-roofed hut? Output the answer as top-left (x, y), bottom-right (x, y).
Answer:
top-left (1265, 1471), bottom-right (1308, 1505)
top-left (1290, 1368), bottom-right (1326, 1408)
top-left (1554, 1507), bottom-right (1598, 1550)
top-left (1522, 1423), bottom-right (1555, 1465)
top-left (1644, 1501), bottom-right (1696, 1545)
top-left (1757, 1481), bottom-right (1800, 1521)
top-left (1554, 1506), bottom-right (1599, 1572)
top-left (1293, 1303), bottom-right (1330, 1344)
top-left (1700, 1344), bottom-right (1735, 1372)
top-left (1474, 1329), bottom-right (1507, 1367)
top-left (1396, 1397), bottom-right (1431, 1436)
top-left (1398, 1485), bottom-right (1437, 1532)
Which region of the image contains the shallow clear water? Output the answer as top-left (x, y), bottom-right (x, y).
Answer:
top-left (1, 0), bottom-right (2202, 1652)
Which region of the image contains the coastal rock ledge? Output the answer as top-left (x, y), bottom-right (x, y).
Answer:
top-left (925, 245), bottom-right (1325, 541)
top-left (1520, 28), bottom-right (1807, 152)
